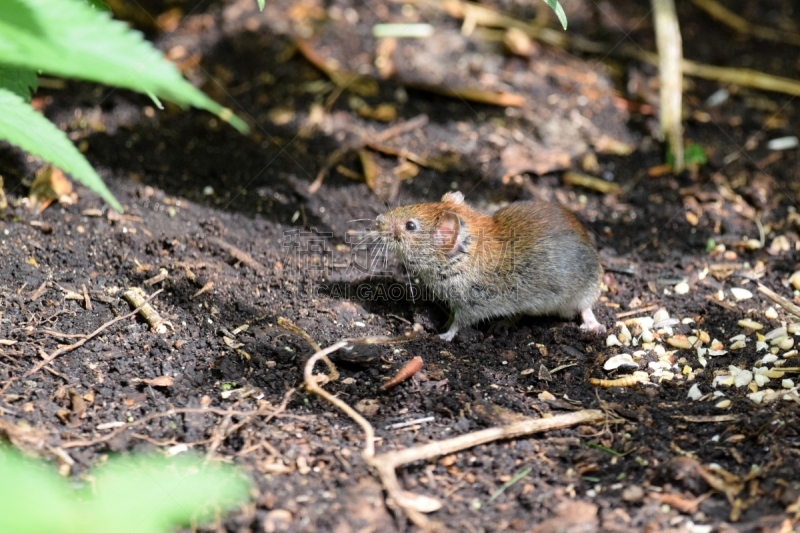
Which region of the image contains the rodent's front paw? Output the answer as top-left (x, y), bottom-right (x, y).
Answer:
top-left (580, 322), bottom-right (607, 334)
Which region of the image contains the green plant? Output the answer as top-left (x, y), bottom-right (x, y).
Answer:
top-left (0, 447), bottom-right (251, 533)
top-left (0, 0), bottom-right (248, 211)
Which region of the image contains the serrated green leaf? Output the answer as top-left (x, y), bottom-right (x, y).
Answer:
top-left (543, 0), bottom-right (568, 30)
top-left (0, 0), bottom-right (247, 133)
top-left (257, 0), bottom-right (265, 10)
top-left (0, 88), bottom-right (122, 211)
top-left (0, 65), bottom-right (38, 101)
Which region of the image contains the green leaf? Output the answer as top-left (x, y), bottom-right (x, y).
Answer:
top-left (0, 448), bottom-right (251, 533)
top-left (257, 0), bottom-right (265, 10)
top-left (91, 455), bottom-right (251, 532)
top-left (0, 0), bottom-right (247, 133)
top-left (0, 65), bottom-right (38, 101)
top-left (0, 88), bottom-right (122, 210)
top-left (543, 0), bottom-right (568, 30)
top-left (0, 448), bottom-right (82, 532)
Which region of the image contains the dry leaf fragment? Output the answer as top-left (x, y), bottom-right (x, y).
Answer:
top-left (141, 376), bottom-right (174, 387)
top-left (29, 166), bottom-right (74, 212)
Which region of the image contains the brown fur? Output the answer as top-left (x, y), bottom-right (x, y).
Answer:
top-left (377, 192), bottom-right (605, 340)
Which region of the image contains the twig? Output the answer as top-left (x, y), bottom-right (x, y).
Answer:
top-left (303, 334), bottom-right (604, 531)
top-left (435, 0), bottom-right (800, 97)
top-left (122, 287), bottom-right (169, 333)
top-left (205, 389), bottom-right (296, 461)
top-left (652, 0), bottom-right (684, 171)
top-left (61, 405), bottom-right (294, 449)
top-left (207, 237), bottom-right (267, 275)
top-left (308, 115), bottom-right (430, 193)
top-left (25, 289), bottom-right (164, 377)
top-left (304, 340), bottom-right (377, 457)
top-left (757, 284), bottom-right (800, 320)
top-left (277, 317), bottom-right (338, 381)
top-left (689, 0), bottom-right (800, 46)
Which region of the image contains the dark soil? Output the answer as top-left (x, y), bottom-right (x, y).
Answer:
top-left (2, 0), bottom-right (800, 531)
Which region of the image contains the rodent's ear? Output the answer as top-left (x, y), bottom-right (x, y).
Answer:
top-left (432, 211), bottom-right (462, 254)
top-left (441, 191), bottom-right (464, 204)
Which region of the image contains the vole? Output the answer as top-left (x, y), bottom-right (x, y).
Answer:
top-left (377, 191), bottom-right (605, 341)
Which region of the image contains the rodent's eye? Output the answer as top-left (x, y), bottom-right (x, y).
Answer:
top-left (405, 220), bottom-right (418, 231)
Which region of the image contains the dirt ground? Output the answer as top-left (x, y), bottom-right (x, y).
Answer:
top-left (2, 0), bottom-right (800, 531)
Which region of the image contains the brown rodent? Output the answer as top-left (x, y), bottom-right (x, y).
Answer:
top-left (377, 191), bottom-right (605, 341)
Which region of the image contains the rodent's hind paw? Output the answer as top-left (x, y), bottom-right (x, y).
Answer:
top-left (580, 308), bottom-right (606, 333)
top-left (438, 329), bottom-right (458, 341)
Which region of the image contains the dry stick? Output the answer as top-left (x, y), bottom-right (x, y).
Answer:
top-left (689, 0), bottom-right (800, 47)
top-left (207, 237), bottom-right (267, 275)
top-left (304, 340), bottom-right (377, 457)
top-left (308, 115), bottom-right (430, 194)
top-left (277, 317), bottom-right (338, 381)
top-left (122, 287), bottom-right (167, 333)
top-left (652, 0), bottom-right (684, 172)
top-left (303, 336), bottom-right (605, 531)
top-left (25, 289), bottom-right (164, 378)
top-left (757, 284), bottom-right (800, 320)
top-left (438, 0), bottom-right (800, 97)
top-left (206, 388), bottom-right (297, 461)
top-left (61, 405), bottom-right (292, 449)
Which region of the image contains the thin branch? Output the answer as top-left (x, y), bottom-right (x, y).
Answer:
top-left (25, 289), bottom-right (164, 377)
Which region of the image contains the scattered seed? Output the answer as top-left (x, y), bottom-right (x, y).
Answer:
top-left (778, 337), bottom-right (795, 350)
top-left (653, 308), bottom-right (670, 324)
top-left (603, 353), bottom-right (636, 371)
top-left (617, 324), bottom-right (632, 344)
top-left (738, 318), bottom-right (763, 330)
top-left (743, 239), bottom-right (762, 250)
top-left (731, 366), bottom-right (753, 387)
top-left (765, 327), bottom-right (788, 341)
top-left (654, 318), bottom-right (680, 329)
top-left (674, 281), bottom-right (690, 294)
top-left (606, 334), bottom-right (622, 347)
top-left (687, 384), bottom-right (703, 400)
top-left (730, 340), bottom-right (747, 350)
top-left (765, 307), bottom-right (779, 320)
top-left (791, 272), bottom-right (800, 291)
top-left (783, 350), bottom-right (798, 358)
top-left (730, 288), bottom-right (753, 301)
top-left (788, 323), bottom-right (800, 335)
top-left (782, 379), bottom-right (795, 389)
top-left (715, 399), bottom-right (732, 409)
